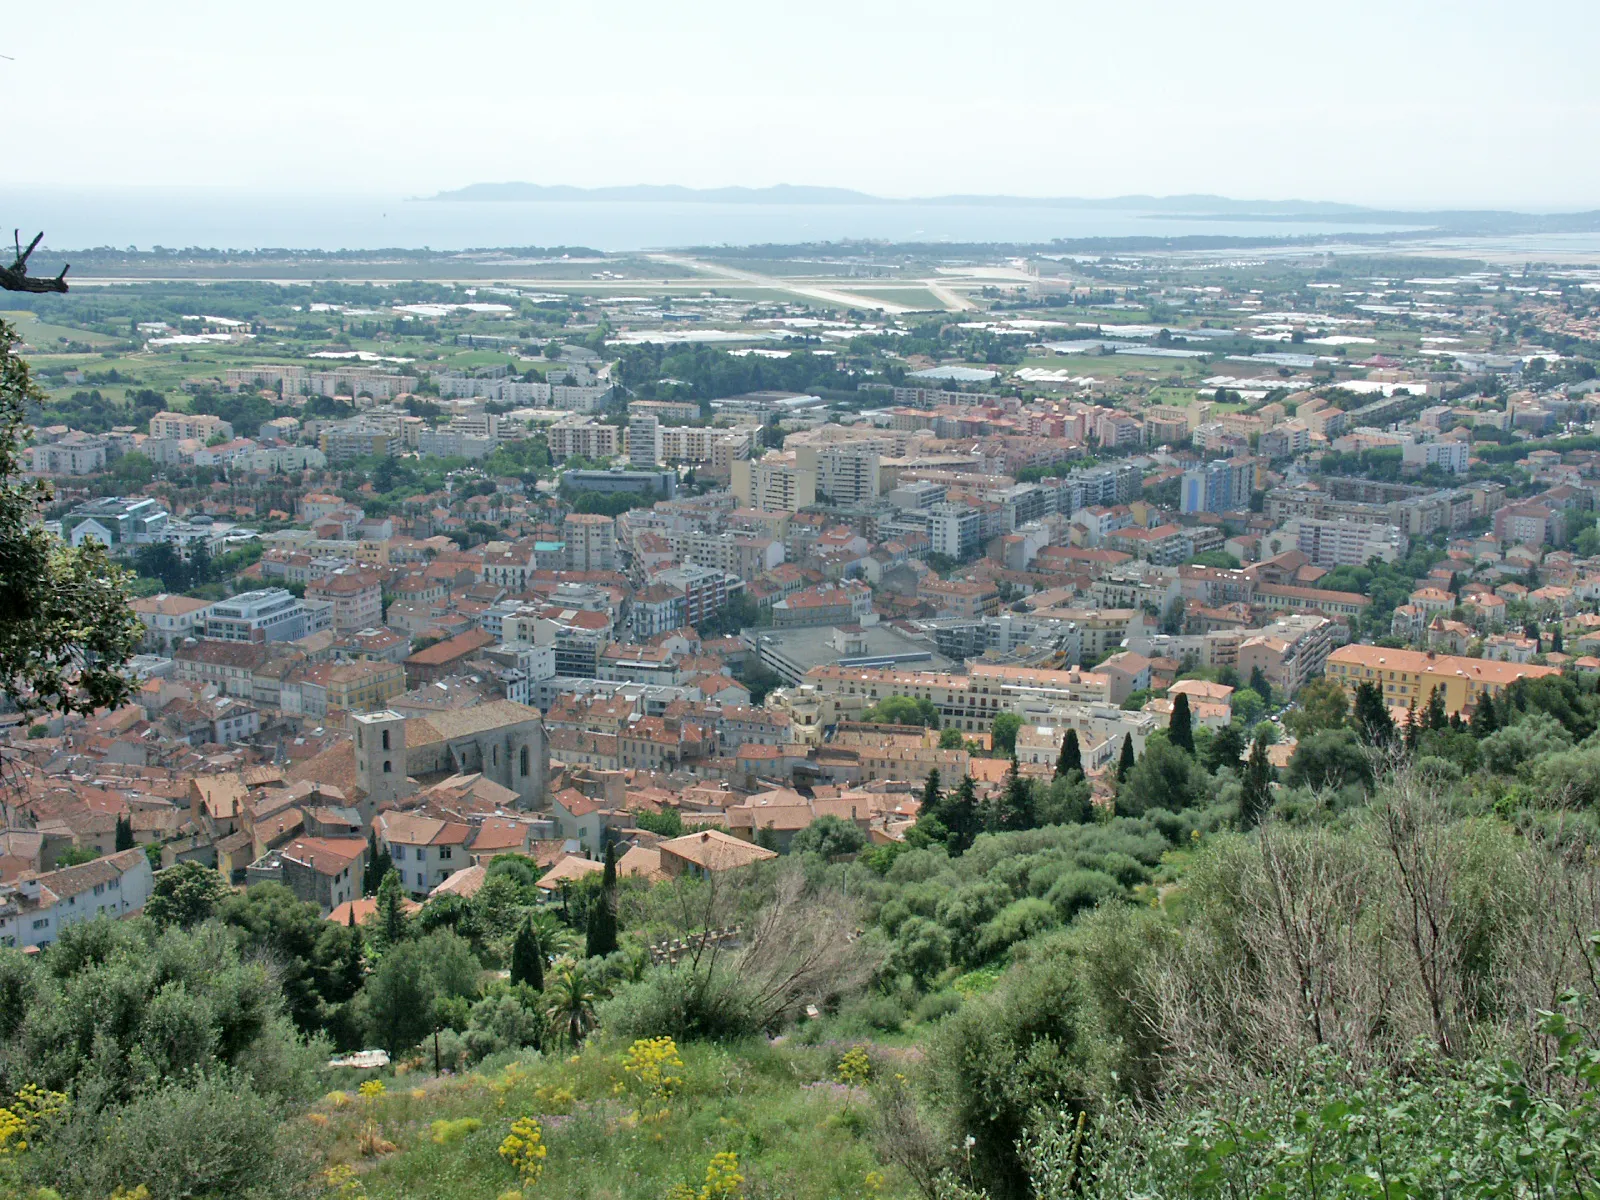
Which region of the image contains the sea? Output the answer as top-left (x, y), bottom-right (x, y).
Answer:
top-left (1, 187), bottom-right (1429, 254)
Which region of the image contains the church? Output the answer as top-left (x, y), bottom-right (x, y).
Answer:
top-left (295, 700), bottom-right (549, 820)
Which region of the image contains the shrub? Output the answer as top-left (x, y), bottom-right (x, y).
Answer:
top-left (430, 1116), bottom-right (482, 1145)
top-left (1044, 870), bottom-right (1122, 921)
top-left (597, 964), bottom-right (763, 1043)
top-left (975, 898), bottom-right (1060, 961)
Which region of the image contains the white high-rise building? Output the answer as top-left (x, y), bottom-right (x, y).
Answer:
top-left (628, 413), bottom-right (660, 468)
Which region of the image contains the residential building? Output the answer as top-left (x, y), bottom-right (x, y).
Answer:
top-left (732, 452), bottom-right (817, 513)
top-left (149, 411), bottom-right (232, 442)
top-left (563, 513), bottom-right (617, 572)
top-left (131, 594), bottom-right (216, 653)
top-left (206, 588), bottom-right (318, 643)
top-left (30, 432), bottom-right (108, 475)
top-left (929, 503), bottom-right (983, 560)
top-left (1281, 518), bottom-right (1409, 567)
top-left (1402, 440), bottom-right (1471, 473)
top-left (305, 568), bottom-right (383, 635)
top-left (1325, 645), bottom-right (1560, 716)
top-left (64, 496), bottom-right (170, 548)
top-left (0, 849), bottom-right (155, 949)
top-left (375, 811), bottom-right (471, 898)
top-left (628, 411), bottom-right (660, 468)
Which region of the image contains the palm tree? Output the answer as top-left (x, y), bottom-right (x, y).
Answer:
top-left (545, 964), bottom-right (598, 1048)
top-left (527, 909), bottom-right (579, 961)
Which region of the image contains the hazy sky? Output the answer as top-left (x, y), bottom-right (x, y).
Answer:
top-left (9, 0), bottom-right (1598, 209)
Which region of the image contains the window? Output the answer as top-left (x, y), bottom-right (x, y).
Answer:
top-left (383, 760), bottom-right (391, 774)
top-left (382, 729), bottom-right (390, 751)
top-left (440, 847), bottom-right (453, 860)
top-left (393, 845), bottom-right (405, 861)
top-left (520, 745), bottom-right (529, 777)
top-left (32, 919), bottom-right (48, 930)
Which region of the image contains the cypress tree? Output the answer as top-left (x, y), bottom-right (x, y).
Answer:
top-left (1169, 692), bottom-right (1195, 755)
top-left (1404, 696), bottom-right (1421, 753)
top-left (1425, 684), bottom-right (1447, 732)
top-left (1055, 729), bottom-right (1082, 779)
top-left (944, 775), bottom-right (980, 856)
top-left (1118, 732), bottom-right (1136, 780)
top-left (511, 918), bottom-right (545, 992)
top-left (1471, 691), bottom-right (1499, 738)
top-left (920, 767), bottom-right (942, 815)
top-left (998, 754), bottom-right (1035, 832)
top-left (114, 813), bottom-right (134, 852)
top-left (375, 869), bottom-right (408, 948)
top-left (1353, 680), bottom-right (1395, 746)
top-left (585, 843), bottom-right (618, 959)
top-left (1240, 730), bottom-right (1274, 829)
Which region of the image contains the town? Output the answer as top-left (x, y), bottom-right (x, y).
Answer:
top-left (6, 234), bottom-right (1600, 1197)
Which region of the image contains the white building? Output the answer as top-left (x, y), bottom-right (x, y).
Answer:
top-left (1402, 440), bottom-right (1471, 474)
top-left (0, 849), bottom-right (155, 949)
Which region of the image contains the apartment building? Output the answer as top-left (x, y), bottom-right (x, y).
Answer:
top-left (149, 411), bottom-right (233, 442)
top-left (563, 513), bottom-right (618, 572)
top-left (30, 432), bottom-right (108, 475)
top-left (131, 593), bottom-right (216, 653)
top-left (0, 849), bottom-right (155, 950)
top-left (796, 444), bottom-right (881, 505)
top-left (1280, 518), bottom-right (1409, 567)
top-left (731, 452), bottom-right (816, 513)
top-left (305, 568), bottom-right (383, 635)
top-left (627, 412), bottom-right (660, 468)
top-left (1325, 645), bottom-right (1559, 716)
top-left (206, 588), bottom-right (320, 643)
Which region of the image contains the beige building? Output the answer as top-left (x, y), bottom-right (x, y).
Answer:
top-left (732, 452), bottom-right (817, 513)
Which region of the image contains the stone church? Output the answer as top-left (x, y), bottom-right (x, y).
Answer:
top-left (349, 700), bottom-right (549, 815)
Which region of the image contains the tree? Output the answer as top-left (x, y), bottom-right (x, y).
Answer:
top-left (1055, 729), bottom-right (1082, 779)
top-left (1352, 680), bottom-right (1395, 747)
top-left (996, 755), bottom-right (1037, 831)
top-left (363, 831), bottom-right (392, 897)
top-left (1249, 666), bottom-right (1274, 706)
top-left (0, 320), bottom-right (143, 720)
top-left (114, 813), bottom-right (134, 852)
top-left (991, 712), bottom-right (1023, 756)
top-left (1471, 691), bottom-right (1500, 739)
top-left (363, 930), bottom-right (481, 1053)
top-left (145, 861), bottom-right (230, 930)
top-left (634, 807), bottom-right (684, 838)
top-left (510, 918), bottom-right (545, 992)
top-left (1118, 733), bottom-right (1136, 781)
top-left (1205, 723), bottom-right (1247, 774)
top-left (1239, 730), bottom-right (1275, 828)
top-left (373, 868), bottom-right (411, 950)
top-left (1424, 684), bottom-right (1448, 733)
top-left (792, 814), bottom-right (868, 859)
top-left (1116, 739), bottom-right (1209, 817)
top-left (1169, 693), bottom-right (1195, 755)
top-left (942, 774), bottom-right (982, 857)
top-left (584, 843), bottom-right (618, 959)
top-left (545, 963), bottom-right (598, 1047)
top-left (938, 727), bottom-right (965, 749)
top-left (1284, 728), bottom-right (1374, 792)
top-left (1284, 676), bottom-right (1350, 739)
top-left (920, 767), bottom-right (942, 815)
top-left (861, 694), bottom-right (940, 728)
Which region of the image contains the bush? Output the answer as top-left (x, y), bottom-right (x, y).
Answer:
top-left (1044, 869), bottom-right (1122, 920)
top-left (975, 898), bottom-right (1060, 960)
top-left (913, 990), bottom-right (963, 1024)
top-left (926, 949), bottom-right (1111, 1199)
top-left (597, 964), bottom-right (764, 1043)
top-left (30, 1073), bottom-right (311, 1200)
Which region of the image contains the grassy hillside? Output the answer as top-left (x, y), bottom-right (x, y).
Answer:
top-left (308, 1036), bottom-right (914, 1200)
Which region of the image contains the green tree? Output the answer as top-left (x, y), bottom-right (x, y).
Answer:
top-left (145, 861), bottom-right (230, 929)
top-left (1118, 732), bottom-right (1136, 780)
top-left (1169, 693), bottom-right (1195, 755)
top-left (792, 814), bottom-right (868, 858)
top-left (1205, 722), bottom-right (1247, 774)
top-left (0, 320), bottom-right (142, 719)
top-left (584, 843), bottom-right (618, 959)
top-left (1239, 729), bottom-right (1275, 828)
top-left (634, 807), bottom-right (684, 838)
top-left (1248, 665), bottom-right (1274, 705)
top-left (1284, 728), bottom-right (1374, 792)
top-left (996, 755), bottom-right (1036, 831)
top-left (941, 774), bottom-right (982, 856)
top-left (1055, 729), bottom-right (1082, 779)
top-left (991, 711), bottom-right (1023, 756)
top-left (938, 726), bottom-right (965, 749)
top-left (545, 963), bottom-right (598, 1047)
top-left (372, 868), bottom-right (411, 950)
top-left (114, 813), bottom-right (134, 852)
top-left (1284, 676), bottom-right (1349, 738)
top-left (861, 694), bottom-right (940, 727)
top-left (1117, 739), bottom-right (1209, 817)
top-left (1352, 679), bottom-right (1395, 747)
top-left (362, 929), bottom-right (481, 1053)
top-left (510, 918), bottom-right (545, 992)
top-left (362, 831), bottom-right (392, 896)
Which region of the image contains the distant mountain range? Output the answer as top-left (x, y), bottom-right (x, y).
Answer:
top-left (424, 183), bottom-right (1368, 214)
top-left (423, 185), bottom-right (1600, 236)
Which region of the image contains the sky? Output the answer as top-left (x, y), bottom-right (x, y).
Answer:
top-left (7, 0), bottom-right (1599, 210)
